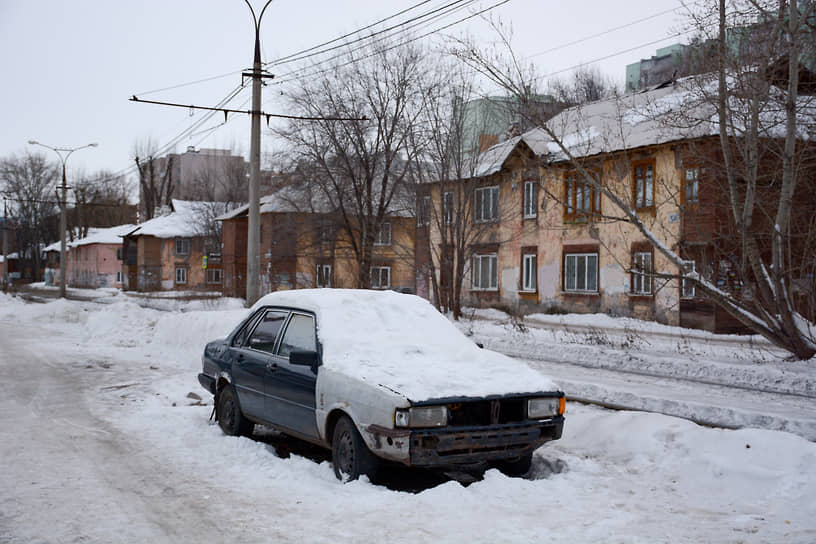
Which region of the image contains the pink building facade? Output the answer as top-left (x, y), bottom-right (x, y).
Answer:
top-left (66, 225), bottom-right (134, 289)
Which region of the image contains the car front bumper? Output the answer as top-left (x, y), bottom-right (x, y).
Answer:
top-left (366, 417), bottom-right (563, 468)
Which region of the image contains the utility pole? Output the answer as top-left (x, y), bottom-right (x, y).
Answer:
top-left (243, 0), bottom-right (275, 306)
top-left (2, 199), bottom-right (8, 293)
top-left (27, 140), bottom-right (97, 298)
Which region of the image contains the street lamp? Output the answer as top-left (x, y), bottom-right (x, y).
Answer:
top-left (27, 140), bottom-right (98, 298)
top-left (242, 0), bottom-right (274, 306)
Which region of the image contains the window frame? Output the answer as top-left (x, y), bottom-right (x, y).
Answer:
top-left (563, 252), bottom-right (599, 294)
top-left (681, 259), bottom-right (696, 299)
top-left (206, 268), bottom-right (222, 284)
top-left (374, 222), bottom-right (392, 246)
top-left (443, 191), bottom-right (455, 225)
top-left (632, 159), bottom-right (656, 212)
top-left (631, 251), bottom-right (654, 296)
top-left (684, 166), bottom-right (700, 206)
top-left (417, 195), bottom-right (430, 226)
top-left (175, 238), bottom-right (190, 256)
top-left (523, 180), bottom-right (538, 219)
top-left (175, 267), bottom-right (187, 285)
top-left (474, 185), bottom-right (499, 223)
top-left (370, 266), bottom-right (391, 289)
top-left (471, 253), bottom-right (498, 291)
top-left (316, 264), bottom-right (332, 288)
top-left (564, 171), bottom-right (601, 221)
top-left (245, 309), bottom-right (290, 354)
top-left (521, 252), bottom-right (537, 292)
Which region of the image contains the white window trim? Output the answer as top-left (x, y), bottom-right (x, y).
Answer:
top-left (316, 264), bottom-right (332, 288)
top-left (564, 252), bottom-right (598, 293)
top-left (370, 266), bottom-right (391, 289)
top-left (631, 251), bottom-right (653, 295)
top-left (471, 253), bottom-right (498, 291)
top-left (175, 267), bottom-right (187, 284)
top-left (521, 253), bottom-right (537, 292)
top-left (681, 260), bottom-right (696, 299)
top-left (474, 186), bottom-right (499, 223)
top-left (374, 222), bottom-right (392, 246)
top-left (523, 181), bottom-right (537, 219)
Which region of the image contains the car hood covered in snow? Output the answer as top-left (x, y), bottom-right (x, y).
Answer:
top-left (252, 289), bottom-right (560, 401)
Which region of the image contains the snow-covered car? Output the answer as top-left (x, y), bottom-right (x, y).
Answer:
top-left (198, 289), bottom-right (565, 481)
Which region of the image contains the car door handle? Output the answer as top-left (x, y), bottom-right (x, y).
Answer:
top-left (266, 362), bottom-right (278, 372)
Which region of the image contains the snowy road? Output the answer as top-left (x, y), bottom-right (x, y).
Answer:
top-left (1, 294), bottom-right (815, 543)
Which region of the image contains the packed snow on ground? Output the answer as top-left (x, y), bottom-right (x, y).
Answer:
top-left (1, 292), bottom-right (815, 543)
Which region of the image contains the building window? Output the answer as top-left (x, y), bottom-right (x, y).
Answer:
top-left (374, 222), bottom-right (392, 246)
top-left (681, 260), bottom-right (696, 298)
top-left (316, 264), bottom-right (331, 288)
top-left (521, 252), bottom-right (537, 292)
top-left (523, 181), bottom-right (537, 219)
top-left (206, 268), bottom-right (222, 284)
top-left (631, 251), bottom-right (653, 295)
top-left (564, 172), bottom-right (601, 221)
top-left (116, 247), bottom-right (123, 260)
top-left (417, 195), bottom-right (430, 226)
top-left (633, 160), bottom-right (655, 211)
top-left (474, 186), bottom-right (499, 223)
top-left (370, 266), bottom-right (391, 289)
top-left (472, 253), bottom-right (498, 290)
top-left (175, 267), bottom-right (187, 284)
top-left (116, 271), bottom-right (123, 283)
top-left (685, 167), bottom-right (699, 205)
top-left (564, 253), bottom-right (598, 293)
top-left (175, 238), bottom-right (190, 256)
top-left (443, 191), bottom-right (454, 225)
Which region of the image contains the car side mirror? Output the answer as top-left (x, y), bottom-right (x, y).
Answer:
top-left (289, 350), bottom-right (319, 373)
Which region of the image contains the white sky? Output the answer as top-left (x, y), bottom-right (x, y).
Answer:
top-left (0, 0), bottom-right (688, 181)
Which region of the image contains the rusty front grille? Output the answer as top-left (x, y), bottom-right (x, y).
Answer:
top-left (447, 398), bottom-right (527, 427)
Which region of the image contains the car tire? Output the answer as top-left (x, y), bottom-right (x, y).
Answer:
top-left (216, 385), bottom-right (253, 437)
top-left (496, 452), bottom-right (533, 477)
top-left (332, 415), bottom-right (379, 482)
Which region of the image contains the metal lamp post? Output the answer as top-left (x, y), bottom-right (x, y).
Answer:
top-left (242, 0), bottom-right (274, 306)
top-left (27, 140), bottom-right (98, 298)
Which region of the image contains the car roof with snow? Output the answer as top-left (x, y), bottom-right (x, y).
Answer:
top-left (252, 289), bottom-right (559, 401)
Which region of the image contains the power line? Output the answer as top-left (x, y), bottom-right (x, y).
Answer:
top-left (273, 0), bottom-right (510, 87)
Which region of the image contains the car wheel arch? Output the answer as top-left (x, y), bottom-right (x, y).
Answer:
top-left (325, 408), bottom-right (354, 446)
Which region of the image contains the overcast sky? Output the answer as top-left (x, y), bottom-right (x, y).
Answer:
top-left (0, 0), bottom-right (688, 180)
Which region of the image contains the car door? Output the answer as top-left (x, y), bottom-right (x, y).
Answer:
top-left (230, 308), bottom-right (289, 419)
top-left (264, 311), bottom-right (319, 439)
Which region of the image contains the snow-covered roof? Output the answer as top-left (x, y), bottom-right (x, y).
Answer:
top-left (251, 289), bottom-right (558, 401)
top-left (469, 74), bottom-right (816, 176)
top-left (69, 224), bottom-right (136, 248)
top-left (127, 200), bottom-right (227, 239)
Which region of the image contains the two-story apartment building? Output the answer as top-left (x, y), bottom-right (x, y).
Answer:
top-left (219, 186), bottom-right (416, 299)
top-left (422, 78), bottom-right (815, 332)
top-left (122, 200), bottom-right (225, 292)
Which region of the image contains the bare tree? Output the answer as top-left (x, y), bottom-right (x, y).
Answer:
top-left (0, 152), bottom-right (59, 281)
top-left (547, 65), bottom-right (620, 107)
top-left (133, 140), bottom-right (174, 221)
top-left (455, 3), bottom-right (816, 359)
top-left (71, 170), bottom-right (135, 239)
top-left (277, 39), bottom-right (427, 289)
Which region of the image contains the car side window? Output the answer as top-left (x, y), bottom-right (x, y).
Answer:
top-left (277, 313), bottom-right (316, 359)
top-left (246, 310), bottom-right (289, 354)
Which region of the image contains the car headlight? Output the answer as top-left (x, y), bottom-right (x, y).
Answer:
top-left (527, 396), bottom-right (565, 419)
top-left (394, 406), bottom-right (448, 428)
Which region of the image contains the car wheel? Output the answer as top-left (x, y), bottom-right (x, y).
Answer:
top-left (217, 385), bottom-right (253, 437)
top-left (496, 452), bottom-right (533, 477)
top-left (332, 415), bottom-right (379, 482)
